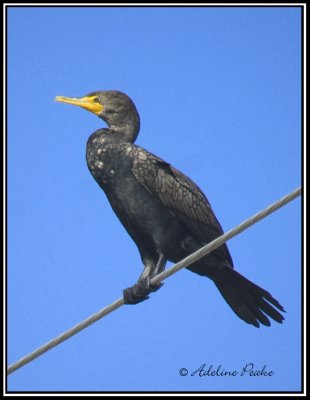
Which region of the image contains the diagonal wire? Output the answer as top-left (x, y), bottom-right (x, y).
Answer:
top-left (7, 186), bottom-right (301, 375)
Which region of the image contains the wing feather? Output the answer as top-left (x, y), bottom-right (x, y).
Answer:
top-left (132, 149), bottom-right (222, 236)
top-left (131, 147), bottom-right (233, 266)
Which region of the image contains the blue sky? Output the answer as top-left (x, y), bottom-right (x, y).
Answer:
top-left (7, 6), bottom-right (302, 393)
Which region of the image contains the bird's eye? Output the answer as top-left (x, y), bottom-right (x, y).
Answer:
top-left (93, 97), bottom-right (100, 103)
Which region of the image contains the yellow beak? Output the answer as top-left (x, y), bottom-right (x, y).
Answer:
top-left (55, 95), bottom-right (104, 116)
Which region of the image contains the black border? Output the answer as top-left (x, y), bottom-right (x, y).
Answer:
top-left (4, 2), bottom-right (305, 396)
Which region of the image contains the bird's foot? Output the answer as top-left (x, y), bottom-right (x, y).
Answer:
top-left (123, 277), bottom-right (163, 304)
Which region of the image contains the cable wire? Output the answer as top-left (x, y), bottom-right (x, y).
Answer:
top-left (7, 186), bottom-right (301, 375)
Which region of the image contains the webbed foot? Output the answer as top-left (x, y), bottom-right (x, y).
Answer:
top-left (123, 277), bottom-right (163, 304)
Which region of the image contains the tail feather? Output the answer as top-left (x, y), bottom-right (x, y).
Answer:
top-left (214, 266), bottom-right (285, 328)
top-left (239, 290), bottom-right (271, 327)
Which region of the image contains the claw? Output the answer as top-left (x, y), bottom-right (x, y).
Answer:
top-left (123, 277), bottom-right (163, 304)
top-left (123, 277), bottom-right (151, 304)
top-left (149, 281), bottom-right (164, 293)
top-left (123, 255), bottom-right (166, 304)
top-left (123, 286), bottom-right (149, 304)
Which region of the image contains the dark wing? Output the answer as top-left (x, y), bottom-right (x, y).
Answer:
top-left (132, 147), bottom-right (233, 265)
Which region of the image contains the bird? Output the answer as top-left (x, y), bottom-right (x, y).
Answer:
top-left (55, 90), bottom-right (285, 328)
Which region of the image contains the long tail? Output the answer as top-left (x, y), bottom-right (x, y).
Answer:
top-left (213, 266), bottom-right (285, 328)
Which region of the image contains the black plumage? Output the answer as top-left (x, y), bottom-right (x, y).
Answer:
top-left (56, 90), bottom-right (285, 328)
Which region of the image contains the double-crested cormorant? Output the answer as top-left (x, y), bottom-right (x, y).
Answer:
top-left (55, 90), bottom-right (285, 328)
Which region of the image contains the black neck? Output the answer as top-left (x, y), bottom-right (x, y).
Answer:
top-left (107, 113), bottom-right (140, 143)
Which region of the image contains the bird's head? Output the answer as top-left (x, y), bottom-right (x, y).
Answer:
top-left (55, 90), bottom-right (140, 142)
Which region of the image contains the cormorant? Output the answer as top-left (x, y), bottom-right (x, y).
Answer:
top-left (55, 90), bottom-right (285, 328)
